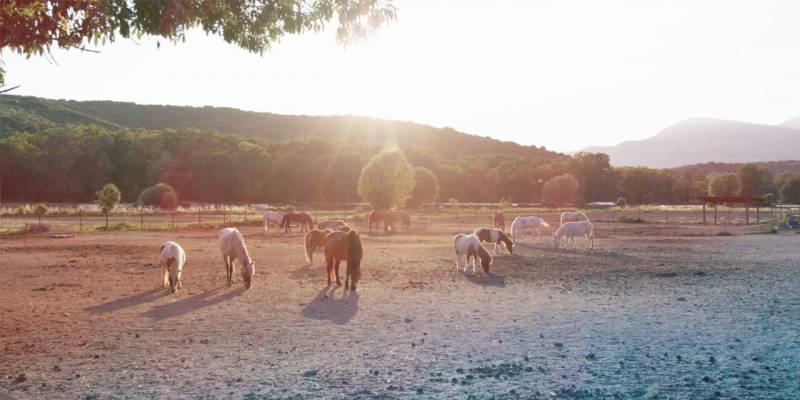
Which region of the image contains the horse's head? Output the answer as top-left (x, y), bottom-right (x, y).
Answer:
top-left (478, 246), bottom-right (493, 274)
top-left (501, 233), bottom-right (513, 254)
top-left (553, 230), bottom-right (562, 249)
top-left (168, 265), bottom-right (180, 293)
top-left (242, 259), bottom-right (255, 289)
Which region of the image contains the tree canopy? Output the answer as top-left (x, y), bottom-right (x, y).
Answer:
top-left (407, 167), bottom-right (439, 208)
top-left (0, 0), bottom-right (396, 84)
top-left (357, 148), bottom-right (415, 209)
top-left (708, 173), bottom-right (742, 197)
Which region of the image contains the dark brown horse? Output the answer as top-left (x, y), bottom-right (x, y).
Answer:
top-left (280, 212), bottom-right (313, 233)
top-left (494, 211), bottom-right (506, 232)
top-left (324, 230), bottom-right (363, 290)
top-left (304, 229), bottom-right (331, 263)
top-left (392, 211), bottom-right (411, 229)
top-left (367, 210), bottom-right (394, 233)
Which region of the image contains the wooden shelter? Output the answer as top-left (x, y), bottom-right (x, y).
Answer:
top-left (694, 196), bottom-right (766, 225)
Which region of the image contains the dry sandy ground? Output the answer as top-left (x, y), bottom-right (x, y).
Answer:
top-left (1, 222), bottom-right (798, 399)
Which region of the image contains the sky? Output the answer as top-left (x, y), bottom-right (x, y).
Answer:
top-left (4, 0), bottom-right (800, 152)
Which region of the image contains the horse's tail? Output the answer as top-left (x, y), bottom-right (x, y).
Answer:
top-left (304, 232), bottom-right (313, 263)
top-left (347, 230), bottom-right (362, 260)
top-left (279, 215), bottom-right (288, 229)
top-left (540, 220), bottom-right (551, 228)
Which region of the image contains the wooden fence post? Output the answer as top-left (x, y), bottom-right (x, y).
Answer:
top-left (140, 208), bottom-right (144, 230)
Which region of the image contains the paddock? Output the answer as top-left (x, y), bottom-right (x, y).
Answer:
top-left (1, 221), bottom-right (798, 399)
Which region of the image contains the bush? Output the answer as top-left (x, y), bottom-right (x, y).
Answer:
top-left (498, 197), bottom-right (511, 209)
top-left (616, 197), bottom-right (627, 208)
top-left (357, 148), bottom-right (415, 209)
top-left (137, 183), bottom-right (178, 209)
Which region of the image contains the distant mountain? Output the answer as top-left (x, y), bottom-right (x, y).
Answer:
top-left (582, 118), bottom-right (800, 168)
top-left (672, 160), bottom-right (800, 176)
top-left (0, 95), bottom-right (559, 162)
top-left (782, 118), bottom-right (800, 130)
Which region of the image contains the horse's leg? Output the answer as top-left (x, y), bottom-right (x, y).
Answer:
top-left (344, 261), bottom-right (351, 290)
top-left (162, 264), bottom-right (168, 288)
top-left (326, 256), bottom-right (333, 286)
top-left (455, 254), bottom-right (460, 271)
top-left (334, 260), bottom-right (342, 286)
top-left (222, 256), bottom-right (229, 285)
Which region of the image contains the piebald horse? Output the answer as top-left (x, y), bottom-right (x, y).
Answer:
top-left (511, 216), bottom-right (551, 246)
top-left (453, 234), bottom-right (492, 274)
top-left (474, 228), bottom-right (514, 255)
top-left (368, 210), bottom-right (394, 233)
top-left (324, 230), bottom-right (364, 291)
top-left (560, 211), bottom-right (589, 226)
top-left (263, 210), bottom-right (285, 232)
top-left (318, 219), bottom-right (350, 232)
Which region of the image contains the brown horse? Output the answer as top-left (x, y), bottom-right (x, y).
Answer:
top-left (392, 211), bottom-right (411, 229)
top-left (368, 210), bottom-right (394, 233)
top-left (494, 211), bottom-right (506, 232)
top-left (324, 230), bottom-right (363, 290)
top-left (280, 212), bottom-right (313, 233)
top-left (304, 229), bottom-right (332, 263)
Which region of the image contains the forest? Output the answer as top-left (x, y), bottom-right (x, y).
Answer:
top-left (2, 95), bottom-right (799, 206)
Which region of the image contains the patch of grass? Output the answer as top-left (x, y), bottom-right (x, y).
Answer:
top-left (617, 215), bottom-right (646, 223)
top-left (95, 222), bottom-right (136, 232)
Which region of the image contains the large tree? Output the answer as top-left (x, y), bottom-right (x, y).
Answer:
top-left (708, 172), bottom-right (742, 197)
top-left (541, 173), bottom-right (578, 206)
top-left (779, 176), bottom-right (800, 204)
top-left (0, 0), bottom-right (396, 84)
top-left (407, 166), bottom-right (439, 208)
top-left (357, 148), bottom-right (415, 209)
top-left (737, 163), bottom-right (771, 197)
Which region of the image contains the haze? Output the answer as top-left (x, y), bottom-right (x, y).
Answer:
top-left (4, 0), bottom-right (800, 152)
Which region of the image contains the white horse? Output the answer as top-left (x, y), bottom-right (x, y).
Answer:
top-left (553, 220), bottom-right (594, 250)
top-left (159, 241), bottom-right (186, 293)
top-left (511, 216), bottom-right (551, 246)
top-left (560, 211), bottom-right (589, 226)
top-left (453, 234), bottom-right (492, 274)
top-left (263, 210), bottom-right (285, 232)
top-left (219, 228), bottom-right (255, 288)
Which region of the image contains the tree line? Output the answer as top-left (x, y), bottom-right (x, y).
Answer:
top-left (2, 123), bottom-right (799, 207)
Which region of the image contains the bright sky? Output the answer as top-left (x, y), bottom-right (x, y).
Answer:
top-left (4, 0), bottom-right (800, 152)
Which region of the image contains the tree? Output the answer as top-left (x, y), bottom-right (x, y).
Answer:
top-left (774, 171), bottom-right (799, 188)
top-left (137, 183), bottom-right (178, 208)
top-left (541, 173), bottom-right (579, 206)
top-left (708, 173), bottom-right (742, 197)
top-left (96, 183), bottom-right (121, 229)
top-left (0, 0), bottom-right (396, 84)
top-left (737, 164), bottom-right (770, 197)
top-left (34, 203), bottom-right (48, 225)
top-left (779, 177), bottom-right (800, 204)
top-left (407, 167), bottom-right (439, 208)
top-left (357, 148), bottom-right (415, 209)
top-left (616, 197), bottom-right (627, 208)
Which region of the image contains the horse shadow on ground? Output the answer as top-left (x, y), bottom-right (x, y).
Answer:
top-left (464, 272), bottom-right (506, 287)
top-left (301, 286), bottom-right (359, 325)
top-left (539, 247), bottom-right (635, 261)
top-left (143, 286), bottom-right (245, 320)
top-left (85, 287), bottom-right (164, 314)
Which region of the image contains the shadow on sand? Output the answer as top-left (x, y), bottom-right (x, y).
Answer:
top-left (290, 261), bottom-right (324, 280)
top-left (85, 287), bottom-right (164, 314)
top-left (143, 286), bottom-right (246, 320)
top-left (301, 285), bottom-right (359, 325)
top-left (464, 272), bottom-right (506, 287)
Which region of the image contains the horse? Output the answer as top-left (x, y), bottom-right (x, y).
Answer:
top-left (280, 212), bottom-right (313, 233)
top-left (511, 216), bottom-right (551, 246)
top-left (368, 210), bottom-right (394, 233)
top-left (159, 241), bottom-right (186, 293)
top-left (318, 219), bottom-right (349, 232)
top-left (553, 220), bottom-right (594, 250)
top-left (393, 211), bottom-right (411, 229)
top-left (494, 211), bottom-right (506, 231)
top-left (304, 229), bottom-right (332, 263)
top-left (324, 230), bottom-right (364, 291)
top-left (219, 228), bottom-right (255, 288)
top-left (560, 211), bottom-right (589, 226)
top-left (263, 210), bottom-right (285, 232)
top-left (473, 228), bottom-right (513, 255)
top-left (453, 234), bottom-right (492, 274)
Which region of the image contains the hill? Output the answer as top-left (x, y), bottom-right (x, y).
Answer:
top-left (672, 160), bottom-right (800, 176)
top-left (583, 117), bottom-right (800, 168)
top-left (0, 95), bottom-right (558, 162)
top-left (782, 118), bottom-right (800, 130)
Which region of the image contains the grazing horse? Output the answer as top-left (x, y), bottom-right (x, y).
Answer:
top-left (159, 241), bottom-right (186, 293)
top-left (218, 228), bottom-right (255, 288)
top-left (453, 234), bottom-right (492, 274)
top-left (494, 211), bottom-right (506, 231)
top-left (324, 230), bottom-right (364, 291)
top-left (280, 212), bottom-right (313, 233)
top-left (511, 216), bottom-right (551, 246)
top-left (553, 220), bottom-right (594, 250)
top-left (304, 229), bottom-right (332, 263)
top-left (393, 211), bottom-right (411, 229)
top-left (560, 211), bottom-right (589, 226)
top-left (318, 219), bottom-right (349, 232)
top-left (368, 210), bottom-right (394, 233)
top-left (263, 210), bottom-right (285, 232)
top-left (473, 228), bottom-right (514, 255)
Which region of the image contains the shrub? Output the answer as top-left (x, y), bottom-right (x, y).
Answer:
top-left (617, 215), bottom-right (645, 223)
top-left (616, 197), bottom-right (627, 208)
top-left (137, 183), bottom-right (178, 209)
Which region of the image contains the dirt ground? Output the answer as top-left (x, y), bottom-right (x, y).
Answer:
top-left (1, 221), bottom-right (798, 399)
